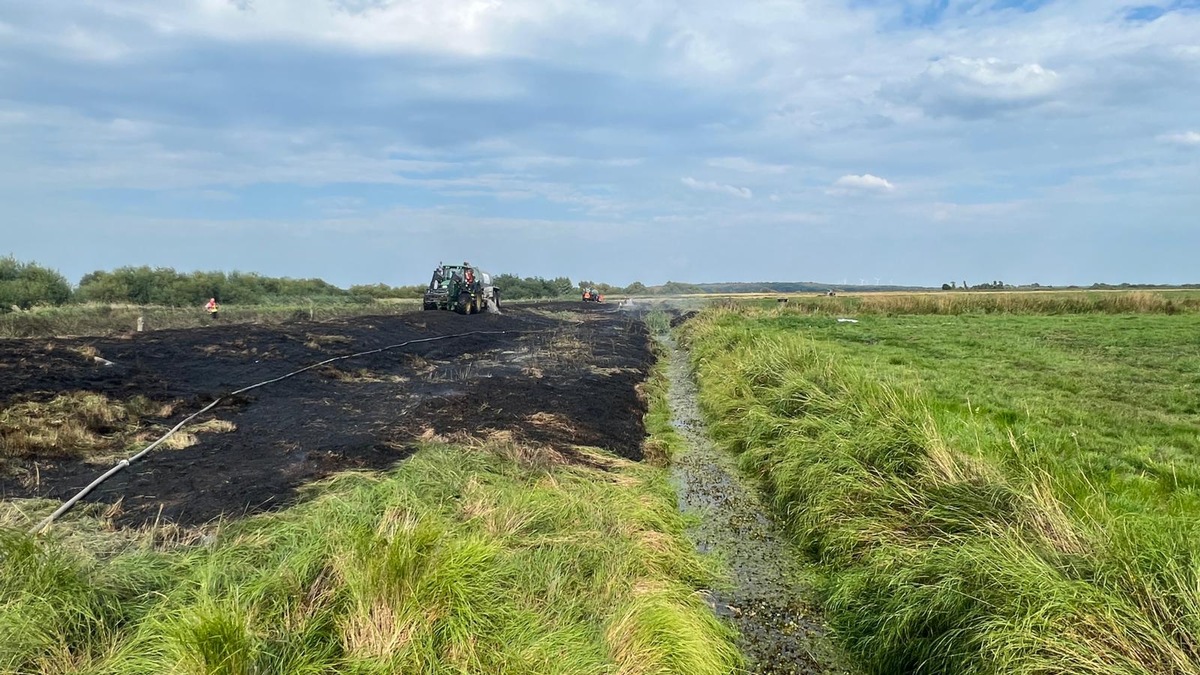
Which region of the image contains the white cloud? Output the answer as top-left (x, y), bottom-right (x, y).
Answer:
top-left (1159, 131), bottom-right (1200, 147)
top-left (706, 156), bottom-right (788, 174)
top-left (3, 0), bottom-right (1200, 286)
top-left (831, 174), bottom-right (895, 194)
top-left (888, 57), bottom-right (1061, 119)
top-left (681, 176), bottom-right (752, 199)
top-left (120, 0), bottom-right (517, 56)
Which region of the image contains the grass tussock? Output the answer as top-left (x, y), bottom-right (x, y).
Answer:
top-left (0, 393), bottom-right (172, 465)
top-left (680, 308), bottom-right (1200, 674)
top-left (156, 419), bottom-right (238, 451)
top-left (304, 333), bottom-right (354, 350)
top-left (316, 365), bottom-right (407, 383)
top-left (0, 394), bottom-right (237, 470)
top-left (643, 310), bottom-right (671, 334)
top-left (0, 442), bottom-right (740, 674)
top-left (640, 342), bottom-right (685, 468)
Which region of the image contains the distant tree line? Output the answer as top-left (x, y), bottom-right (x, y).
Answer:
top-left (0, 257), bottom-right (72, 311)
top-left (941, 280), bottom-right (1011, 290)
top-left (495, 274), bottom-right (576, 299)
top-left (0, 257), bottom-right (646, 312)
top-left (940, 281), bottom-right (1200, 291)
top-left (9, 256), bottom-right (1197, 313)
top-left (76, 267), bottom-right (355, 306)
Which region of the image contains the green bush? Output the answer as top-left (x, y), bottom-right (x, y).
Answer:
top-left (75, 267), bottom-right (352, 306)
top-left (0, 257), bottom-right (72, 312)
top-left (493, 274), bottom-right (576, 299)
top-left (347, 282), bottom-right (425, 300)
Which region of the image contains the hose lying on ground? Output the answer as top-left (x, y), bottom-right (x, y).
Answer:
top-left (28, 329), bottom-right (530, 535)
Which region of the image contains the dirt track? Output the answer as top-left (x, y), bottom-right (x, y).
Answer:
top-left (0, 303), bottom-right (651, 527)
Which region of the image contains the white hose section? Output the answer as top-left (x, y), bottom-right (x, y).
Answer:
top-left (28, 329), bottom-right (527, 535)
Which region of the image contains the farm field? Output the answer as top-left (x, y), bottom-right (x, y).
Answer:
top-left (6, 291), bottom-right (1200, 674)
top-left (681, 305), bottom-right (1200, 673)
top-left (0, 303), bottom-right (742, 673)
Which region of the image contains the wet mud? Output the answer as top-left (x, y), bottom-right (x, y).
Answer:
top-left (664, 337), bottom-right (854, 675)
top-left (0, 303), bottom-right (651, 527)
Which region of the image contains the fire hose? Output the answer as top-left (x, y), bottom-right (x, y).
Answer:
top-left (28, 329), bottom-right (530, 535)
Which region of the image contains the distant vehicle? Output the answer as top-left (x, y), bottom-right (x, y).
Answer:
top-left (423, 262), bottom-right (500, 314)
top-left (582, 287), bottom-right (604, 303)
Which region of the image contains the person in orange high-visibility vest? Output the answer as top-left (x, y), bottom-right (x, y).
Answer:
top-left (205, 297), bottom-right (219, 319)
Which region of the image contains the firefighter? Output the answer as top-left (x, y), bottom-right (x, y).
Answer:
top-left (205, 297), bottom-right (219, 319)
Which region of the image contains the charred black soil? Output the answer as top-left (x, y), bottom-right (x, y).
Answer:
top-left (0, 303), bottom-right (651, 527)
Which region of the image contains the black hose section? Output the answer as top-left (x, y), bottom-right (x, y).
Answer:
top-left (28, 329), bottom-right (534, 535)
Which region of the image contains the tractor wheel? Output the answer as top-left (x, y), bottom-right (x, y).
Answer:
top-left (493, 291), bottom-right (501, 310)
top-left (456, 292), bottom-right (470, 314)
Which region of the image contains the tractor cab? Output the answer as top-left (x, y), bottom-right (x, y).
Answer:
top-left (423, 262), bottom-right (499, 314)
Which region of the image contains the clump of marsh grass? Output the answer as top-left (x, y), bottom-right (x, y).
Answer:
top-left (0, 393), bottom-right (174, 464)
top-left (0, 442), bottom-right (741, 674)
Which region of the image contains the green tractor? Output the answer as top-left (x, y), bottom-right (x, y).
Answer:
top-left (422, 262), bottom-right (501, 314)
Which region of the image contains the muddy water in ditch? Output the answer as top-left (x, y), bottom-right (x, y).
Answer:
top-left (664, 338), bottom-right (854, 675)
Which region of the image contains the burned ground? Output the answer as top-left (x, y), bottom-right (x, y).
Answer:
top-left (0, 303), bottom-right (651, 527)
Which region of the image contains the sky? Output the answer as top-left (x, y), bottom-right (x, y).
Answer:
top-left (0, 0), bottom-right (1197, 288)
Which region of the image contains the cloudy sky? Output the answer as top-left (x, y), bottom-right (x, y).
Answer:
top-left (1, 0), bottom-right (1197, 287)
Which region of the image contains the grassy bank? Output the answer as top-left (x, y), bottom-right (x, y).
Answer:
top-left (640, 312), bottom-right (685, 468)
top-left (0, 300), bottom-right (418, 339)
top-left (1, 441), bottom-right (739, 674)
top-left (680, 307), bottom-right (1200, 674)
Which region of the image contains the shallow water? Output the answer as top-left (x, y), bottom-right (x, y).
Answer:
top-left (664, 337), bottom-right (854, 675)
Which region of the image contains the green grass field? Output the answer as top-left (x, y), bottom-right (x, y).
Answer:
top-left (0, 441), bottom-right (740, 674)
top-left (681, 306), bottom-right (1200, 674)
top-left (743, 289), bottom-right (1200, 316)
